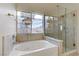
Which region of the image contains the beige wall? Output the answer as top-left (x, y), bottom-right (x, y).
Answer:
top-left (16, 34), bottom-right (45, 42)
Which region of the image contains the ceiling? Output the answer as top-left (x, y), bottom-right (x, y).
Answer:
top-left (16, 3), bottom-right (79, 16)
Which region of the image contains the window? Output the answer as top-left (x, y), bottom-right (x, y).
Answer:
top-left (17, 11), bottom-right (44, 34)
top-left (32, 13), bottom-right (44, 33)
top-left (17, 11), bottom-right (31, 34)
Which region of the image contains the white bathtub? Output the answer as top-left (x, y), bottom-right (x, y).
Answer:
top-left (9, 40), bottom-right (58, 56)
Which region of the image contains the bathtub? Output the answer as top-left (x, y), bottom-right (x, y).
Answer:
top-left (9, 40), bottom-right (58, 56)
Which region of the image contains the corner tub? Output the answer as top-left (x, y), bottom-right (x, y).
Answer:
top-left (9, 40), bottom-right (58, 56)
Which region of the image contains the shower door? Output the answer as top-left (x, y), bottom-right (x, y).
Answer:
top-left (44, 8), bottom-right (77, 52)
top-left (65, 11), bottom-right (77, 52)
top-left (59, 11), bottom-right (77, 52)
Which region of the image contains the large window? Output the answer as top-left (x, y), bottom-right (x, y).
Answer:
top-left (17, 11), bottom-right (44, 34)
top-left (17, 11), bottom-right (31, 34)
top-left (32, 13), bottom-right (44, 33)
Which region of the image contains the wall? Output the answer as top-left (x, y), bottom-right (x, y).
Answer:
top-left (0, 3), bottom-right (16, 55)
top-left (16, 34), bottom-right (45, 42)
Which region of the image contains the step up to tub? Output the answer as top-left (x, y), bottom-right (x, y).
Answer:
top-left (45, 36), bottom-right (64, 55)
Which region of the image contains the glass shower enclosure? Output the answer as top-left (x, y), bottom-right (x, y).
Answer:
top-left (44, 6), bottom-right (77, 52)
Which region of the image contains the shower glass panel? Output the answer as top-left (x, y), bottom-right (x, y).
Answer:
top-left (57, 6), bottom-right (77, 52)
top-left (65, 11), bottom-right (76, 52)
top-left (45, 16), bottom-right (59, 39)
